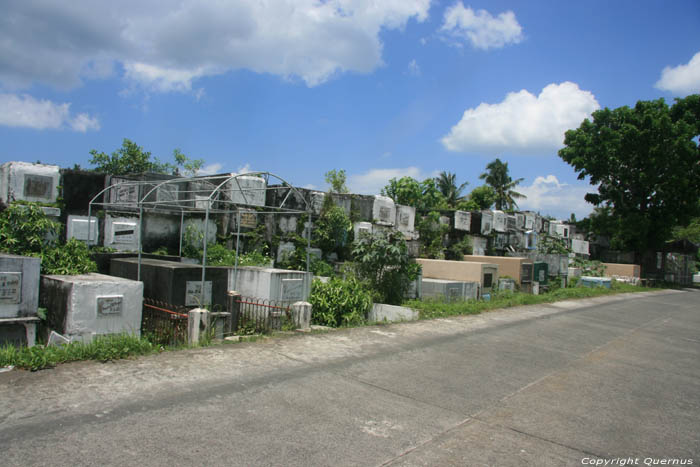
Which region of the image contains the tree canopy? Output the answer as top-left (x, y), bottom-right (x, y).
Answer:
top-left (479, 158), bottom-right (525, 211)
top-left (89, 138), bottom-right (203, 176)
top-left (559, 95), bottom-right (700, 255)
top-left (381, 176), bottom-right (447, 212)
top-left (324, 169), bottom-right (349, 193)
top-left (458, 185), bottom-right (497, 211)
top-left (435, 171), bottom-right (468, 208)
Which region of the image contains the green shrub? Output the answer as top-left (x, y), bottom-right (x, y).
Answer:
top-left (309, 276), bottom-right (372, 327)
top-left (41, 238), bottom-right (98, 275)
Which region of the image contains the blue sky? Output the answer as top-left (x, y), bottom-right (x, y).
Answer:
top-left (1, 0), bottom-right (699, 219)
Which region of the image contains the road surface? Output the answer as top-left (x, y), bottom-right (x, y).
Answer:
top-left (1, 289), bottom-right (698, 466)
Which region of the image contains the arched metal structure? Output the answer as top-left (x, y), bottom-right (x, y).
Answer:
top-left (87, 172), bottom-right (312, 305)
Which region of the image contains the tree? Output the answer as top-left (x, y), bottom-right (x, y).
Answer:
top-left (89, 139), bottom-right (203, 176)
top-left (479, 158), bottom-right (525, 211)
top-left (435, 171), bottom-right (468, 208)
top-left (381, 176), bottom-right (447, 212)
top-left (324, 169), bottom-right (349, 193)
top-left (559, 95), bottom-right (700, 257)
top-left (457, 185), bottom-right (496, 211)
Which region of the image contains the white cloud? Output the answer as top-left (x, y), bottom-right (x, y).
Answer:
top-left (518, 175), bottom-right (594, 219)
top-left (0, 1), bottom-right (430, 93)
top-left (0, 93), bottom-right (99, 132)
top-left (407, 59), bottom-right (421, 76)
top-left (441, 82), bottom-right (600, 155)
top-left (348, 166), bottom-right (425, 194)
top-left (440, 2), bottom-right (523, 50)
top-left (197, 163), bottom-right (224, 175)
top-left (655, 51), bottom-right (700, 96)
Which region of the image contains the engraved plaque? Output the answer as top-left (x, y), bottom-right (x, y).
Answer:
top-left (72, 218), bottom-right (98, 241)
top-left (23, 174), bottom-right (53, 199)
top-left (280, 278), bottom-right (304, 301)
top-left (399, 212), bottom-right (410, 227)
top-left (0, 272), bottom-right (22, 304)
top-left (111, 178), bottom-right (138, 204)
top-left (112, 222), bottom-right (136, 244)
top-left (379, 206), bottom-right (391, 222)
top-left (455, 211), bottom-right (471, 231)
top-left (97, 295), bottom-right (123, 315)
top-left (186, 281), bottom-right (212, 306)
top-left (239, 210), bottom-right (257, 228)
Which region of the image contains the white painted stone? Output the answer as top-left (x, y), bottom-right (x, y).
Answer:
top-left (525, 213), bottom-right (536, 230)
top-left (0, 162), bottom-right (60, 204)
top-left (229, 266), bottom-right (312, 302)
top-left (0, 254), bottom-right (40, 319)
top-left (372, 195), bottom-right (396, 226)
top-left (480, 211), bottom-right (493, 235)
top-left (353, 222), bottom-right (373, 239)
top-left (516, 213), bottom-right (525, 229)
top-left (104, 215), bottom-right (140, 251)
top-left (368, 303), bottom-right (418, 323)
top-left (187, 308), bottom-right (210, 345)
top-left (228, 175), bottom-right (266, 207)
top-left (421, 278), bottom-right (479, 301)
top-left (41, 273), bottom-right (143, 339)
top-left (291, 301), bottom-right (312, 330)
top-left (394, 205), bottom-right (415, 234)
top-left (492, 210), bottom-right (507, 232)
top-left (279, 215), bottom-right (298, 234)
top-left (454, 211), bottom-right (471, 232)
top-left (310, 191), bottom-right (325, 215)
top-left (67, 215), bottom-right (99, 245)
top-left (571, 239), bottom-right (590, 255)
top-left (47, 330), bottom-right (70, 347)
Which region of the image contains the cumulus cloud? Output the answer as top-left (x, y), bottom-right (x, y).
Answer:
top-left (655, 51), bottom-right (700, 96)
top-left (0, 93), bottom-right (99, 132)
top-left (441, 82), bottom-right (600, 155)
top-left (518, 175), bottom-right (594, 219)
top-left (440, 2), bottom-right (523, 50)
top-left (197, 163), bottom-right (224, 175)
top-left (348, 166), bottom-right (426, 194)
top-left (0, 0), bottom-right (430, 93)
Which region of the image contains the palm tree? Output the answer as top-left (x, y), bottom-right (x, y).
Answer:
top-left (479, 158), bottom-right (526, 210)
top-left (436, 171), bottom-right (468, 208)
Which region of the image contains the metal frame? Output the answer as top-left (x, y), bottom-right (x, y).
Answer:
top-left (87, 172), bottom-right (312, 304)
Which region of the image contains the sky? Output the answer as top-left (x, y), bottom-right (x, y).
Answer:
top-left (1, 0), bottom-right (699, 220)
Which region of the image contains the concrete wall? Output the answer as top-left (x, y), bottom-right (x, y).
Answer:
top-left (603, 263), bottom-right (641, 278)
top-left (40, 273), bottom-right (143, 341)
top-left (0, 254), bottom-right (41, 319)
top-left (463, 255), bottom-right (533, 284)
top-left (0, 162), bottom-right (60, 205)
top-left (417, 259), bottom-right (498, 293)
top-left (229, 266), bottom-right (311, 302)
top-left (421, 278), bottom-right (479, 301)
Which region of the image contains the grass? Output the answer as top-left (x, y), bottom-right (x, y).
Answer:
top-left (405, 281), bottom-right (655, 320)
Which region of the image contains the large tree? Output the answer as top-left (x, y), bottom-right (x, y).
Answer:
top-left (381, 176), bottom-right (447, 212)
top-left (558, 95), bottom-right (700, 256)
top-left (435, 171), bottom-right (468, 208)
top-left (479, 158), bottom-right (525, 210)
top-left (89, 139), bottom-right (203, 176)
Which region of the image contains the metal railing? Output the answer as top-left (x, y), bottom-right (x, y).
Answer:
top-left (228, 293), bottom-right (293, 335)
top-left (141, 299), bottom-right (189, 345)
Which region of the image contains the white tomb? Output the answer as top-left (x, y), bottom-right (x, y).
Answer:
top-left (104, 215), bottom-right (140, 251)
top-left (228, 175), bottom-right (266, 207)
top-left (372, 195), bottom-right (396, 226)
top-left (66, 215), bottom-right (99, 245)
top-left (0, 162), bottom-right (60, 205)
top-left (454, 211), bottom-right (471, 232)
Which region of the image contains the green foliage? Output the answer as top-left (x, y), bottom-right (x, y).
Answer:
top-left (41, 239), bottom-right (97, 275)
top-left (0, 334), bottom-right (156, 371)
top-left (381, 176), bottom-right (448, 212)
top-left (445, 235), bottom-right (473, 260)
top-left (182, 224), bottom-right (271, 266)
top-left (570, 257), bottom-right (606, 277)
top-left (559, 95), bottom-right (700, 256)
top-left (479, 158), bottom-right (526, 210)
top-left (0, 203), bottom-right (96, 275)
top-left (89, 138), bottom-right (204, 176)
top-left (457, 185), bottom-right (497, 211)
top-left (435, 171), bottom-right (468, 208)
top-left (324, 169), bottom-right (349, 193)
top-left (314, 203), bottom-right (352, 259)
top-left (351, 230), bottom-right (421, 305)
top-left (309, 277), bottom-right (372, 327)
top-left (416, 211), bottom-right (449, 259)
top-left (537, 234), bottom-right (570, 255)
top-left (0, 202), bottom-right (59, 254)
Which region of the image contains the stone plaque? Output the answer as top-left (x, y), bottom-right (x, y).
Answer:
top-left (23, 174), bottom-right (53, 200)
top-left (399, 212), bottom-right (410, 227)
top-left (454, 211), bottom-right (471, 231)
top-left (186, 281), bottom-right (212, 306)
top-left (379, 206), bottom-right (391, 223)
top-left (72, 218), bottom-right (97, 241)
top-left (280, 278), bottom-right (304, 301)
top-left (113, 222), bottom-right (136, 244)
top-left (0, 272), bottom-right (22, 304)
top-left (97, 295), bottom-right (123, 315)
top-left (240, 210), bottom-right (257, 228)
top-left (111, 178), bottom-right (138, 204)
top-left (40, 206), bottom-right (61, 217)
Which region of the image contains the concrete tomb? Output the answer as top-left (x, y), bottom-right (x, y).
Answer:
top-left (368, 303), bottom-right (418, 323)
top-left (41, 273), bottom-right (143, 342)
top-left (104, 215), bottom-right (140, 252)
top-left (229, 266), bottom-right (312, 302)
top-left (228, 175), bottom-right (266, 207)
top-left (66, 215), bottom-right (99, 245)
top-left (421, 278), bottom-right (479, 301)
top-left (463, 255), bottom-right (533, 287)
top-left (372, 195), bottom-right (396, 226)
top-left (492, 210), bottom-right (507, 233)
top-left (394, 204), bottom-right (416, 235)
top-left (0, 253), bottom-right (40, 319)
top-left (480, 211), bottom-right (493, 235)
top-left (417, 258), bottom-right (499, 295)
top-left (353, 222), bottom-right (373, 240)
top-left (454, 211), bottom-right (471, 232)
top-left (571, 239), bottom-right (590, 255)
top-left (0, 162), bottom-right (60, 205)
top-left (276, 242), bottom-right (296, 263)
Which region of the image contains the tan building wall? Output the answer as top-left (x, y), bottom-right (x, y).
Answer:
top-left (416, 259), bottom-right (499, 291)
top-left (602, 263), bottom-right (641, 278)
top-left (463, 255), bottom-right (533, 283)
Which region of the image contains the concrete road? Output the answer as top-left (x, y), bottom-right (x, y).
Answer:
top-left (1, 290), bottom-right (698, 466)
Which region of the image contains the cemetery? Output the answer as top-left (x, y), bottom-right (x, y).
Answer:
top-left (0, 159), bottom-right (696, 351)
